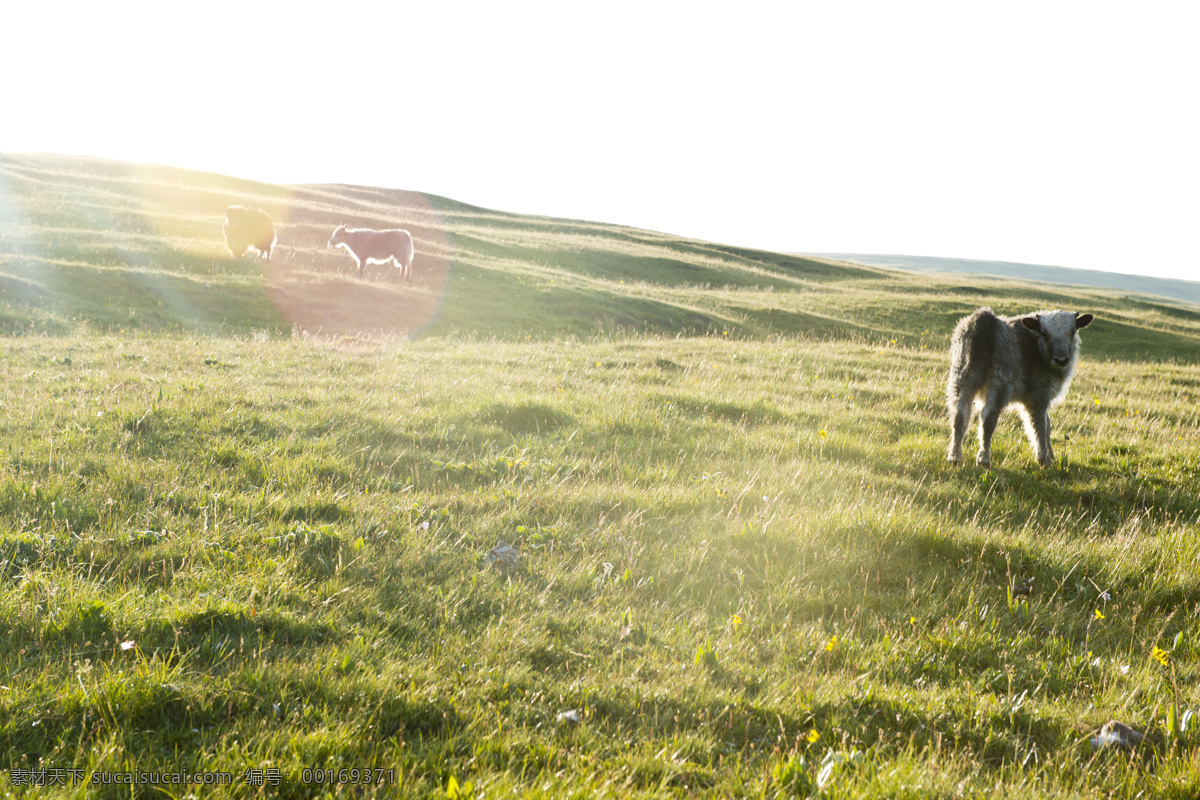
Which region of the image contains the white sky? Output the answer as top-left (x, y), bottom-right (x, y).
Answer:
top-left (3, 1), bottom-right (1198, 282)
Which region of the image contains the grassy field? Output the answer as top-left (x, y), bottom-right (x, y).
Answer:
top-left (2, 154), bottom-right (1200, 798)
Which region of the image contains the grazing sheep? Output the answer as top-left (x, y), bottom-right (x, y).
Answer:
top-left (223, 206), bottom-right (276, 260)
top-left (946, 307), bottom-right (1094, 468)
top-left (327, 225), bottom-right (415, 279)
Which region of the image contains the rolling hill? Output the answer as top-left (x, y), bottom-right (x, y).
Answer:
top-left (3, 152), bottom-right (1198, 362)
top-left (0, 152), bottom-right (881, 340)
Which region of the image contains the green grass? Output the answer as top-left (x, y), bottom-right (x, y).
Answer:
top-left (2, 154), bottom-right (1200, 798)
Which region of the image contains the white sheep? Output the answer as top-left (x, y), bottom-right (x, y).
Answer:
top-left (327, 225), bottom-right (415, 279)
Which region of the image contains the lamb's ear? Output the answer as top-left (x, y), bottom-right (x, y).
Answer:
top-left (1021, 316), bottom-right (1042, 332)
top-left (1075, 313), bottom-right (1094, 329)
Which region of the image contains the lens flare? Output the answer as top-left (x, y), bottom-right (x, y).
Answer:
top-left (0, 154), bottom-right (454, 338)
top-left (262, 186), bottom-right (452, 338)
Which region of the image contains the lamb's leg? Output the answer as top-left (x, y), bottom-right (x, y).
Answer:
top-left (947, 392), bottom-right (972, 465)
top-left (976, 387), bottom-right (1006, 468)
top-left (1033, 410), bottom-right (1053, 466)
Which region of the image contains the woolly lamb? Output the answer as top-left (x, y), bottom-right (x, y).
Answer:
top-left (946, 307), bottom-right (1093, 468)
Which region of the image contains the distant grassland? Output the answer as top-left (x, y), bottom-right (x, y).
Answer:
top-left (3, 152), bottom-right (1199, 360)
top-left (809, 253), bottom-right (1200, 310)
top-left (2, 154), bottom-right (1200, 798)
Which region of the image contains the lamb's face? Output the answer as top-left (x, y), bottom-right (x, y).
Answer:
top-left (1022, 311), bottom-right (1093, 369)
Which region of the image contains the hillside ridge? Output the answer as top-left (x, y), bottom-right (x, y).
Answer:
top-left (809, 252), bottom-right (1200, 308)
top-left (2, 153), bottom-right (1199, 362)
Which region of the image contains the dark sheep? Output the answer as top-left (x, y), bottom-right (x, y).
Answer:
top-left (946, 307), bottom-right (1094, 468)
top-left (223, 206), bottom-right (276, 260)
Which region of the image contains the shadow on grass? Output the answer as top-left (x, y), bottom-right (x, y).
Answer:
top-left (817, 427), bottom-right (1200, 535)
top-left (584, 685), bottom-right (1067, 778)
top-left (148, 606), bottom-right (341, 655)
top-left (925, 458), bottom-right (1200, 530)
top-left (841, 446), bottom-right (1200, 605)
top-left (480, 402), bottom-right (575, 435)
top-left (5, 654), bottom-right (461, 769)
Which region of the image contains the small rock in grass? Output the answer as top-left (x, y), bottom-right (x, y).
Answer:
top-left (486, 541), bottom-right (520, 572)
top-left (1089, 720), bottom-right (1147, 751)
